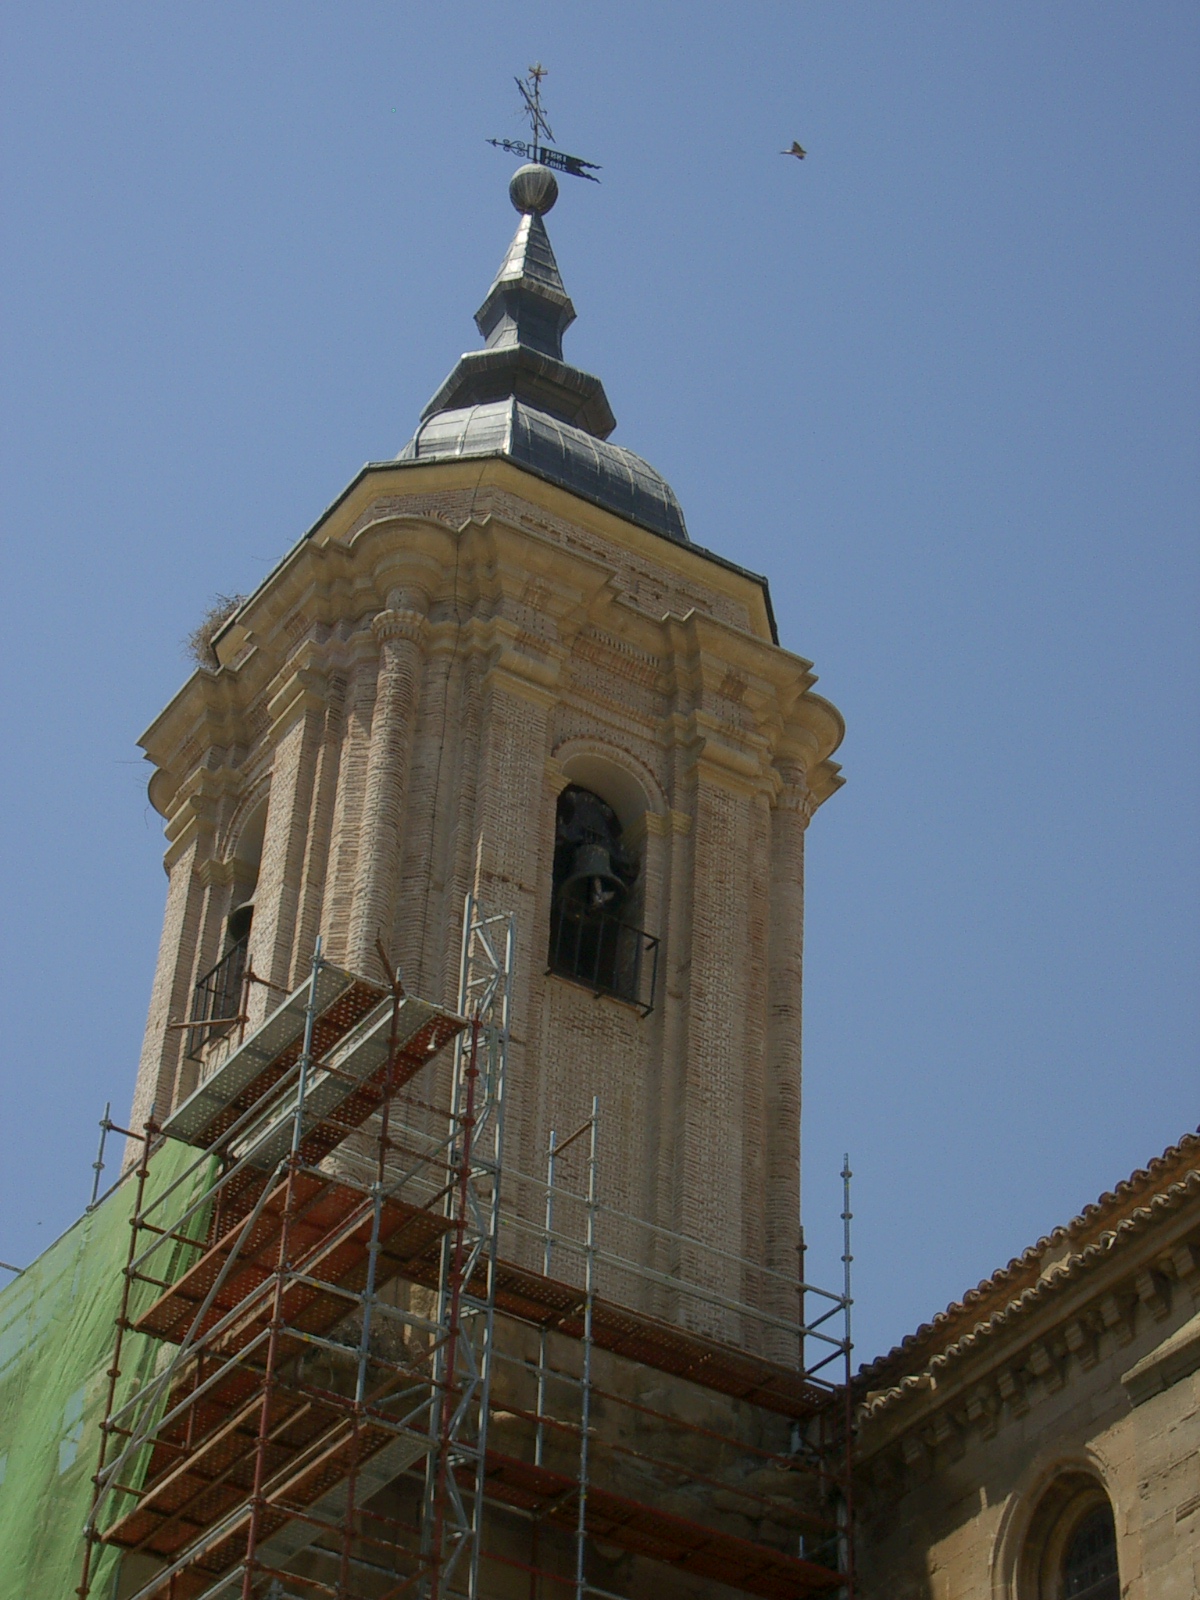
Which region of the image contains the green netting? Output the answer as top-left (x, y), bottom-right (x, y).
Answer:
top-left (0, 1139), bottom-right (214, 1600)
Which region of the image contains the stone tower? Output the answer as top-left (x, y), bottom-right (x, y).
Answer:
top-left (131, 164), bottom-right (843, 1334)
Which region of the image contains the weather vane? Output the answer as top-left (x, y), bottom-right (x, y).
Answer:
top-left (488, 63), bottom-right (601, 183)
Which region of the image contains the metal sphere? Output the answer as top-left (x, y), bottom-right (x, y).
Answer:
top-left (509, 163), bottom-right (558, 216)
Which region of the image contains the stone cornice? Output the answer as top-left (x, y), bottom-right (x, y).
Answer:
top-left (196, 856), bottom-right (257, 890)
top-left (658, 612), bottom-right (844, 800)
top-left (487, 659), bottom-right (562, 710)
top-left (285, 457), bottom-right (780, 645)
top-left (1122, 1305), bottom-right (1200, 1405)
top-left (670, 709), bottom-right (773, 796)
top-left (144, 479), bottom-right (846, 824)
top-left (856, 1164), bottom-right (1200, 1471)
top-left (161, 763), bottom-right (243, 841)
top-left (266, 662), bottom-right (327, 740)
top-left (859, 1129), bottom-right (1200, 1395)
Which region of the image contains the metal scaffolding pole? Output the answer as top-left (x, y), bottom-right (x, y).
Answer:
top-left (422, 895), bottom-right (514, 1600)
top-left (574, 1100), bottom-right (598, 1600)
top-left (73, 891), bottom-right (858, 1600)
top-left (535, 1128), bottom-right (558, 1472)
top-left (241, 940), bottom-right (324, 1600)
top-left (841, 1153), bottom-right (856, 1600)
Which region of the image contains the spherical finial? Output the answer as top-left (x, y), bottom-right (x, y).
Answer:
top-left (509, 163), bottom-right (558, 216)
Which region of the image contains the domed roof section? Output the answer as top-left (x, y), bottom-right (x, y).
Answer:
top-left (399, 166), bottom-right (688, 546)
top-left (400, 399), bottom-right (689, 545)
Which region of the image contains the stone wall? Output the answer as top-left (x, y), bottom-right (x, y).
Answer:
top-left (855, 1153), bottom-right (1200, 1599)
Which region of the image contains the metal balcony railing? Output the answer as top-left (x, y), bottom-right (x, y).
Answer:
top-left (186, 936), bottom-right (249, 1059)
top-left (548, 902), bottom-right (659, 1015)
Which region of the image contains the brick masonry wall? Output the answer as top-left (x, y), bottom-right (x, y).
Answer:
top-left (133, 471), bottom-right (844, 1318)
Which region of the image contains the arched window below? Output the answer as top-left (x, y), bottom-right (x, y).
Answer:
top-left (1016, 1474), bottom-right (1121, 1600)
top-left (548, 784), bottom-right (658, 1014)
top-left (1061, 1503), bottom-right (1119, 1600)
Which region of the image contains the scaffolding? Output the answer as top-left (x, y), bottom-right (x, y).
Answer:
top-left (78, 898), bottom-right (854, 1600)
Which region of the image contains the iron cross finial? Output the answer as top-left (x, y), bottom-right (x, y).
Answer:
top-left (516, 63), bottom-right (554, 159)
top-left (487, 64), bottom-right (601, 184)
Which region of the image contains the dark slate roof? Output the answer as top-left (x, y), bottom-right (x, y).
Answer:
top-left (399, 397), bottom-right (689, 545)
top-left (399, 166), bottom-right (689, 546)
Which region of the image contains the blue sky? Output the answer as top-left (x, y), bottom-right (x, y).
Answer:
top-left (1, 3), bottom-right (1196, 1366)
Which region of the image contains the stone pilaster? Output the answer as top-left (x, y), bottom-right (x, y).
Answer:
top-left (764, 761), bottom-right (815, 1357)
top-left (347, 599), bottom-right (427, 972)
top-left (394, 627), bottom-right (456, 995)
top-left (290, 673), bottom-right (345, 985)
top-left (246, 672), bottom-right (326, 1017)
top-left (741, 786), bottom-right (772, 1346)
top-left (441, 652), bottom-right (484, 1000)
top-left (650, 802), bottom-right (695, 1306)
top-left (677, 761), bottom-right (753, 1337)
top-left (130, 834), bottom-right (206, 1135)
top-left (321, 639), bottom-right (377, 965)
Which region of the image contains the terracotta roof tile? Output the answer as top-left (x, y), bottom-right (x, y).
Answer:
top-left (857, 1128), bottom-right (1200, 1401)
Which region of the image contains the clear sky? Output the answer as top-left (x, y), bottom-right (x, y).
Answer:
top-left (1, 3), bottom-right (1196, 1368)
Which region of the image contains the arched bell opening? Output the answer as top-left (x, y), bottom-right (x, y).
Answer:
top-left (226, 900), bottom-right (254, 946)
top-left (226, 798), bottom-right (267, 946)
top-left (548, 783), bottom-right (654, 1010)
top-left (188, 797), bottom-right (267, 1060)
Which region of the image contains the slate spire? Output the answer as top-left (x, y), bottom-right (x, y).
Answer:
top-left (418, 164), bottom-right (616, 440)
top-left (475, 208), bottom-right (575, 359)
top-left (400, 164), bottom-right (689, 545)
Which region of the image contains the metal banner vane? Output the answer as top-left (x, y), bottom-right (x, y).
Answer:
top-left (488, 63), bottom-right (601, 182)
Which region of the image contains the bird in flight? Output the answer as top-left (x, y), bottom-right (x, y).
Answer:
top-left (781, 140), bottom-right (807, 159)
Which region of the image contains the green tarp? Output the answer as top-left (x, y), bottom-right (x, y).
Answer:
top-left (0, 1140), bottom-right (212, 1600)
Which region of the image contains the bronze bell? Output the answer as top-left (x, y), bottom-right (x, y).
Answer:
top-left (559, 840), bottom-right (627, 911)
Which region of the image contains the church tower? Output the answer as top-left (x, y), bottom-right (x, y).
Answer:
top-left (131, 162), bottom-right (844, 1343)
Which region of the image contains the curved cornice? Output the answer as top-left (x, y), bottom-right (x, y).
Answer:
top-left (144, 481), bottom-right (846, 824)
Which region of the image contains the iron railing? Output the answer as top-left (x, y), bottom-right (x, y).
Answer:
top-left (185, 936), bottom-right (249, 1058)
top-left (548, 903), bottom-right (659, 1015)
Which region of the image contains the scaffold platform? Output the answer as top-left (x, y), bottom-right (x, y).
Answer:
top-left (79, 907), bottom-right (855, 1600)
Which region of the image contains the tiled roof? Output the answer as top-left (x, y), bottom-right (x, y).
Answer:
top-left (857, 1128), bottom-right (1200, 1412)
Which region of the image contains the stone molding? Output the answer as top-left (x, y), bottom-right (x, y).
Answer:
top-left (1121, 1307), bottom-right (1200, 1405)
top-left (773, 761), bottom-right (817, 824)
top-left (143, 484), bottom-right (844, 834)
top-left (371, 605), bottom-right (427, 646)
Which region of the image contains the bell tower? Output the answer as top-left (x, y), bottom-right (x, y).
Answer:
top-left (131, 161), bottom-right (844, 1339)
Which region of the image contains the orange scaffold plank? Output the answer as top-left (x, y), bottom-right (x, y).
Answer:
top-left (484, 1258), bottom-right (826, 1421)
top-left (135, 1174), bottom-right (825, 1423)
top-left (163, 968), bottom-right (466, 1188)
top-left (105, 1176), bottom-right (452, 1556)
top-left (474, 1452), bottom-right (843, 1600)
top-left (167, 975), bottom-right (389, 1149)
top-left (106, 1387), bottom-right (413, 1577)
top-left (135, 1173), bottom-right (451, 1348)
